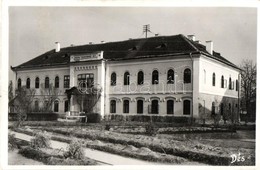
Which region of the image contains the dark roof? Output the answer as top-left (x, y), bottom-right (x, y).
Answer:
top-left (12, 34), bottom-right (239, 70)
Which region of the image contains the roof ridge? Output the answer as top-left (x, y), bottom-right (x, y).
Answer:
top-left (179, 34), bottom-right (199, 52)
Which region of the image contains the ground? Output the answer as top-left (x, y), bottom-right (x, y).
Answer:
top-left (8, 121), bottom-right (255, 165)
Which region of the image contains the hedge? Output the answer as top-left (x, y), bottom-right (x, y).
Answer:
top-left (9, 113), bottom-right (59, 121)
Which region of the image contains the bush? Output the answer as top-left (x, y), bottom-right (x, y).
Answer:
top-left (85, 113), bottom-right (101, 123)
top-left (9, 113), bottom-right (59, 121)
top-left (19, 146), bottom-right (50, 163)
top-left (64, 139), bottom-right (84, 160)
top-left (30, 132), bottom-right (51, 149)
top-left (8, 133), bottom-right (17, 151)
top-left (145, 122), bottom-right (157, 136)
top-left (47, 157), bottom-right (97, 165)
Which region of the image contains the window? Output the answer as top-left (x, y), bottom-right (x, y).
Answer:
top-left (55, 76), bottom-right (59, 88)
top-left (26, 78), bottom-right (30, 89)
top-left (137, 100), bottom-right (143, 114)
top-left (204, 69), bottom-right (206, 84)
top-left (110, 100), bottom-right (116, 113)
top-left (152, 70), bottom-right (159, 84)
top-left (124, 72), bottom-right (130, 85)
top-left (137, 71), bottom-right (144, 85)
top-left (45, 77), bottom-right (49, 88)
top-left (167, 69), bottom-right (174, 84)
top-left (64, 75), bottom-right (70, 88)
top-left (167, 100), bottom-right (174, 114)
top-left (54, 101), bottom-right (59, 112)
top-left (212, 73), bottom-right (216, 86)
top-left (77, 74), bottom-right (94, 88)
top-left (18, 78), bottom-right (21, 88)
top-left (123, 100), bottom-right (129, 113)
top-left (111, 72), bottom-right (117, 86)
top-left (183, 100), bottom-right (191, 115)
top-left (211, 102), bottom-right (216, 115)
top-left (236, 79), bottom-right (239, 91)
top-left (221, 75), bottom-right (224, 88)
top-left (184, 68), bottom-right (191, 83)
top-left (229, 77), bottom-right (232, 90)
top-left (34, 101), bottom-right (39, 112)
top-left (64, 100), bottom-right (69, 112)
top-left (220, 103), bottom-right (224, 116)
top-left (151, 100), bottom-right (159, 114)
top-left (35, 77), bottom-right (39, 88)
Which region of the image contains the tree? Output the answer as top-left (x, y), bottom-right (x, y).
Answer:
top-left (40, 83), bottom-right (59, 112)
top-left (240, 60), bottom-right (256, 122)
top-left (8, 81), bottom-right (14, 101)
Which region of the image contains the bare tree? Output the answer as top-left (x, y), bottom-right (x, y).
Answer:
top-left (8, 81), bottom-right (14, 102)
top-left (40, 83), bottom-right (59, 112)
top-left (240, 60), bottom-right (256, 122)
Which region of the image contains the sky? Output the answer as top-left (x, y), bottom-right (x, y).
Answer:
top-left (9, 7), bottom-right (257, 80)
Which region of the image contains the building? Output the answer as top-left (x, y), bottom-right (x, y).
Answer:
top-left (11, 34), bottom-right (241, 122)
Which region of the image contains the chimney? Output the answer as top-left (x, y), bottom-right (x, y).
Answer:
top-left (55, 42), bottom-right (60, 52)
top-left (155, 33), bottom-right (159, 37)
top-left (195, 40), bottom-right (202, 44)
top-left (187, 35), bottom-right (195, 41)
top-left (205, 40), bottom-right (213, 55)
top-left (89, 42), bottom-right (93, 45)
top-left (101, 41), bottom-right (105, 43)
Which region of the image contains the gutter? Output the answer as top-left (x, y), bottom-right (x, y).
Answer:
top-left (189, 52), bottom-right (194, 124)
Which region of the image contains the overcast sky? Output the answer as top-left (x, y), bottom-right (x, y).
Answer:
top-left (9, 7), bottom-right (257, 78)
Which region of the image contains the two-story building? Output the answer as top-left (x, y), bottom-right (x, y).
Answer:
top-left (11, 34), bottom-right (241, 122)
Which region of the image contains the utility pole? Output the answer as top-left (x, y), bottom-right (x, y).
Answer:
top-left (143, 24), bottom-right (150, 38)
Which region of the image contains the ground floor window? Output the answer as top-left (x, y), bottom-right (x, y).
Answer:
top-left (64, 100), bottom-right (69, 112)
top-left (123, 100), bottom-right (129, 113)
top-left (151, 100), bottom-right (159, 114)
top-left (54, 101), bottom-right (59, 112)
top-left (220, 103), bottom-right (224, 116)
top-left (110, 100), bottom-right (116, 113)
top-left (167, 100), bottom-right (174, 114)
top-left (34, 101), bottom-right (39, 112)
top-left (211, 102), bottom-right (216, 115)
top-left (183, 100), bottom-right (191, 115)
top-left (137, 100), bottom-right (143, 114)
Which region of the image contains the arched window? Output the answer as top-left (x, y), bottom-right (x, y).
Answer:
top-left (54, 101), bottom-right (59, 112)
top-left (184, 68), bottom-right (191, 84)
top-left (167, 100), bottom-right (174, 114)
top-left (35, 77), bottom-right (39, 88)
top-left (137, 100), bottom-right (143, 114)
top-left (229, 77), bottom-right (232, 90)
top-left (151, 100), bottom-right (159, 114)
top-left (211, 102), bottom-right (216, 115)
top-left (18, 78), bottom-right (21, 88)
top-left (212, 73), bottom-right (216, 86)
top-left (34, 101), bottom-right (39, 112)
top-left (152, 70), bottom-right (159, 84)
top-left (26, 78), bottom-right (30, 89)
top-left (167, 69), bottom-right (174, 84)
top-left (137, 71), bottom-right (144, 85)
top-left (236, 79), bottom-right (239, 91)
top-left (45, 77), bottom-right (49, 88)
top-left (64, 100), bottom-right (69, 112)
top-left (55, 76), bottom-right (59, 88)
top-left (111, 72), bottom-right (117, 86)
top-left (110, 100), bottom-right (116, 113)
top-left (123, 100), bottom-right (129, 113)
top-left (203, 69), bottom-right (206, 84)
top-left (221, 75), bottom-right (224, 88)
top-left (124, 72), bottom-right (130, 85)
top-left (183, 100), bottom-right (191, 115)
top-left (220, 103), bottom-right (224, 116)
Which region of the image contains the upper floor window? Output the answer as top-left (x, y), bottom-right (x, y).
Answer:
top-left (229, 77), bottom-right (232, 90)
top-left (123, 100), bottom-right (129, 113)
top-left (78, 74), bottom-right (94, 88)
top-left (212, 73), bottom-right (216, 86)
top-left (111, 72), bottom-right (117, 86)
top-left (26, 78), bottom-right (30, 89)
top-left (124, 71), bottom-right (130, 85)
top-left (45, 77), bottom-right (49, 88)
top-left (167, 69), bottom-right (174, 84)
top-left (35, 77), bottom-right (40, 89)
top-left (236, 79), bottom-right (239, 91)
top-left (152, 70), bottom-right (159, 84)
top-left (137, 71), bottom-right (144, 85)
top-left (55, 76), bottom-right (59, 88)
top-left (18, 78), bottom-right (21, 89)
top-left (221, 75), bottom-right (224, 88)
top-left (184, 68), bottom-right (191, 84)
top-left (110, 100), bottom-right (116, 113)
top-left (203, 69), bottom-right (206, 84)
top-left (64, 75), bottom-right (70, 88)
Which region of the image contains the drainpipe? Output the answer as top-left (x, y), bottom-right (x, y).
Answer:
top-left (237, 72), bottom-right (241, 123)
top-left (189, 52), bottom-right (194, 124)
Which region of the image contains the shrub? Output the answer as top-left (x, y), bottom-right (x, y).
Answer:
top-left (19, 146), bottom-right (50, 163)
top-left (64, 139), bottom-right (84, 160)
top-left (8, 133), bottom-right (17, 151)
top-left (145, 122), bottom-right (157, 136)
top-left (30, 132), bottom-right (51, 149)
top-left (47, 157), bottom-right (97, 165)
top-left (85, 113), bottom-right (101, 123)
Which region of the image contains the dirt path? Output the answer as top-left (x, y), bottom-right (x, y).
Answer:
top-left (10, 131), bottom-right (161, 165)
